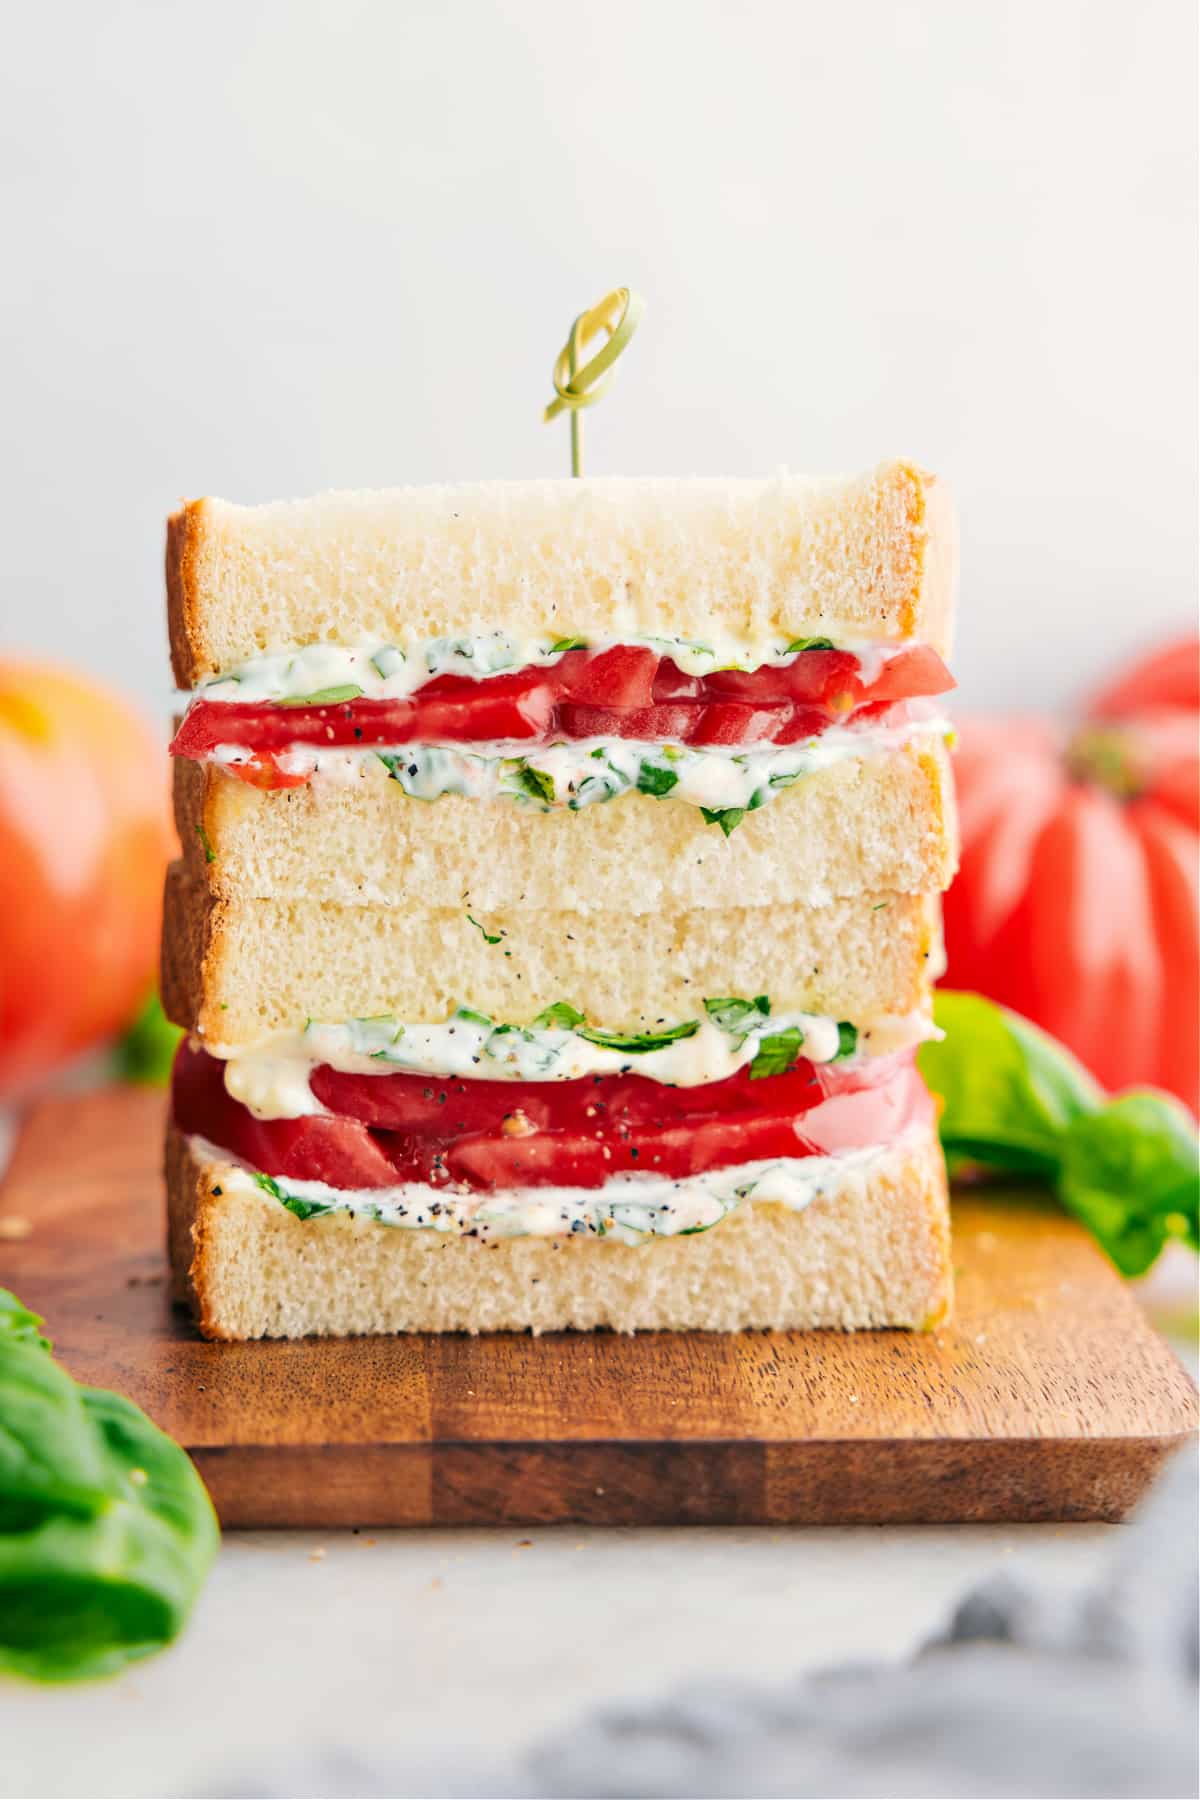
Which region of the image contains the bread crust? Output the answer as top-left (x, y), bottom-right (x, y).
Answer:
top-left (166, 461), bottom-right (957, 686)
top-left (166, 499), bottom-right (209, 691)
top-left (166, 1122), bottom-right (952, 1339)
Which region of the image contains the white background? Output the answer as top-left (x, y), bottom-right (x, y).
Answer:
top-left (1, 0), bottom-right (1195, 722)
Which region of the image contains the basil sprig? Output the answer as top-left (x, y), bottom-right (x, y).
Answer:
top-left (919, 992), bottom-right (1199, 1275)
top-left (0, 1291), bottom-right (218, 1683)
top-left (575, 1020), bottom-right (702, 1055)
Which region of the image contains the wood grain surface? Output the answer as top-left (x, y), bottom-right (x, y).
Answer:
top-left (1, 1088), bottom-right (1194, 1527)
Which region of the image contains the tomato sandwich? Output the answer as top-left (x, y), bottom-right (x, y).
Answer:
top-left (162, 459), bottom-right (960, 1338)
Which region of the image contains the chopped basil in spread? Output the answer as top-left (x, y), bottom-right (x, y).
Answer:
top-left (228, 715), bottom-right (949, 832)
top-left (194, 631), bottom-right (875, 706)
top-left (221, 1143), bottom-right (899, 1245)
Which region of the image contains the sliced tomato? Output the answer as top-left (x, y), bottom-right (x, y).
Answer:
top-left (558, 645), bottom-right (658, 706)
top-left (171, 1039), bottom-right (401, 1187)
top-left (173, 1040), bottom-right (931, 1194)
top-left (868, 645), bottom-right (956, 703)
top-left (683, 701), bottom-right (786, 747)
top-left (702, 650), bottom-right (863, 706)
top-left (309, 1057), bottom-right (873, 1135)
top-left (771, 705), bottom-right (846, 745)
top-left (171, 642), bottom-right (954, 770)
top-left (556, 702), bottom-right (701, 741)
top-left (224, 753), bottom-right (309, 791)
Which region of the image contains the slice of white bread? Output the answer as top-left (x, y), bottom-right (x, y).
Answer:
top-left (166, 1122), bottom-right (952, 1338)
top-left (175, 736), bottom-right (957, 913)
top-left (168, 461), bottom-right (957, 685)
top-left (162, 862), bottom-right (944, 1044)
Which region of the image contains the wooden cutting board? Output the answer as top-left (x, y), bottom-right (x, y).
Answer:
top-left (1, 1087), bottom-right (1194, 1528)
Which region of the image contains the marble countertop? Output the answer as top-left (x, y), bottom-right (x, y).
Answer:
top-left (3, 1514), bottom-right (1114, 1798)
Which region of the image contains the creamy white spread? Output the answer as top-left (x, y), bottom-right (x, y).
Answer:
top-left (189, 631), bottom-right (903, 705)
top-left (191, 1135), bottom-right (909, 1245)
top-left (208, 713), bottom-right (950, 819)
top-left (216, 1007), bottom-right (938, 1122)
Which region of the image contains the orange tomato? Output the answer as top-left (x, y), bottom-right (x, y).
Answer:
top-left (0, 663), bottom-right (174, 1096)
top-left (944, 638), bottom-right (1199, 1112)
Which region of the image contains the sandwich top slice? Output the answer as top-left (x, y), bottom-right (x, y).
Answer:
top-left (168, 460), bottom-right (956, 686)
top-left (167, 461), bottom-right (958, 905)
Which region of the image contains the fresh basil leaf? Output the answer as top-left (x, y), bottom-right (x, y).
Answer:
top-left (277, 1192), bottom-right (335, 1222)
top-left (918, 991), bottom-right (1198, 1276)
top-left (112, 992), bottom-right (183, 1088)
top-left (0, 1293), bottom-right (50, 1351)
top-left (919, 991), bottom-right (1102, 1177)
top-left (254, 1172), bottom-right (333, 1221)
top-left (549, 636), bottom-right (587, 653)
top-left (784, 636), bottom-right (835, 653)
top-left (636, 763), bottom-right (679, 798)
top-left (513, 763), bottom-right (557, 805)
top-left (276, 684), bottom-right (363, 708)
top-left (700, 806), bottom-right (746, 837)
top-left (576, 1020), bottom-right (701, 1055)
top-left (453, 1007), bottom-right (494, 1028)
top-left (704, 996), bottom-right (771, 1035)
top-left (532, 1001), bottom-right (587, 1030)
top-left (749, 1027), bottom-right (805, 1079)
top-left (466, 914), bottom-right (506, 945)
top-left (1060, 1092), bottom-right (1200, 1276)
top-left (836, 1022), bottom-right (859, 1059)
top-left (0, 1289), bottom-right (218, 1683)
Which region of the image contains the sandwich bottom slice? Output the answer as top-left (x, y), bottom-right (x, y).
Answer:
top-left (166, 1121), bottom-right (952, 1340)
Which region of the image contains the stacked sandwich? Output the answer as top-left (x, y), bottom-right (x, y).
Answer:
top-left (163, 460), bottom-right (959, 1339)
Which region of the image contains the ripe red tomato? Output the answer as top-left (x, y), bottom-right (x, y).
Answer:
top-left (172, 1037), bottom-right (931, 1193)
top-left (170, 644), bottom-right (955, 773)
top-left (0, 663), bottom-right (174, 1095)
top-left (943, 638), bottom-right (1199, 1111)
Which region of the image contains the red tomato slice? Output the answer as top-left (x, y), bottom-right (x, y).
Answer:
top-left (310, 1058), bottom-right (873, 1134)
top-left (224, 754), bottom-right (309, 791)
top-left (172, 1040), bottom-right (930, 1194)
top-left (703, 650), bottom-right (863, 706)
top-left (683, 702), bottom-right (786, 747)
top-left (557, 702), bottom-right (701, 741)
top-left (170, 642), bottom-right (955, 773)
top-left (868, 646), bottom-right (956, 703)
top-left (171, 1039), bottom-right (401, 1187)
top-left (558, 645), bottom-right (658, 706)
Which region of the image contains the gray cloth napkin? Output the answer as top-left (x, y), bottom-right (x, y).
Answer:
top-left (215, 1449), bottom-right (1199, 1800)
top-left (518, 1450), bottom-right (1199, 1800)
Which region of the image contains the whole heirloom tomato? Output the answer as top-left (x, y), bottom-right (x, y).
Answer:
top-left (944, 639), bottom-right (1199, 1112)
top-left (0, 663), bottom-right (173, 1095)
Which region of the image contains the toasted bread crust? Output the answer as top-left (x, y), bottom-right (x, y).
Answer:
top-left (166, 1121), bottom-right (952, 1339)
top-left (166, 498), bottom-right (208, 690)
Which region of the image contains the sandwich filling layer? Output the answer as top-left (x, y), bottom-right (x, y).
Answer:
top-left (172, 1026), bottom-right (934, 1220)
top-left (210, 1000), bottom-right (938, 1112)
top-left (185, 1132), bottom-right (926, 1246)
top-left (202, 713), bottom-right (950, 827)
top-left (172, 640), bottom-right (954, 820)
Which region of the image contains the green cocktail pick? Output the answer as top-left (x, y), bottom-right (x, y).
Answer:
top-left (544, 287), bottom-right (645, 476)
